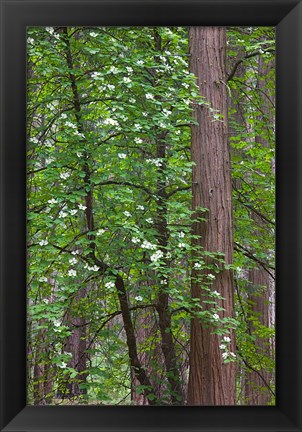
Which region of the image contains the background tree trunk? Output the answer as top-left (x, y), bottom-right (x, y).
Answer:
top-left (244, 54), bottom-right (275, 405)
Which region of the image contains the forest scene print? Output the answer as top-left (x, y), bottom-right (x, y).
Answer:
top-left (27, 26), bottom-right (275, 406)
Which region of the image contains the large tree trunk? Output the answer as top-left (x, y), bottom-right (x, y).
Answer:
top-left (187, 27), bottom-right (236, 406)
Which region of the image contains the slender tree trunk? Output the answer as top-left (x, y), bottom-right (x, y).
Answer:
top-left (130, 310), bottom-right (164, 404)
top-left (244, 55), bottom-right (275, 405)
top-left (155, 132), bottom-right (184, 405)
top-left (245, 255), bottom-right (272, 404)
top-left (187, 27), bottom-right (236, 405)
top-left (63, 288), bottom-right (88, 398)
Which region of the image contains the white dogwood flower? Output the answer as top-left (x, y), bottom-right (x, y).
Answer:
top-left (60, 172), bottom-right (70, 180)
top-left (48, 198), bottom-right (57, 205)
top-left (150, 250), bottom-right (164, 262)
top-left (96, 229), bottom-right (105, 236)
top-left (39, 276), bottom-right (48, 282)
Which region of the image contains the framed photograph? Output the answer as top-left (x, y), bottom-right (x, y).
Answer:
top-left (0, 0), bottom-right (301, 431)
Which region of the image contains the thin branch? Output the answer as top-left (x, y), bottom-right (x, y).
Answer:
top-left (94, 180), bottom-right (153, 196)
top-left (236, 347), bottom-right (275, 397)
top-left (234, 242), bottom-right (275, 280)
top-left (227, 48), bottom-right (275, 82)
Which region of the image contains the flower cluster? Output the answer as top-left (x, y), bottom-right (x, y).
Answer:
top-left (146, 158), bottom-right (163, 167)
top-left (222, 351), bottom-right (236, 360)
top-left (65, 121), bottom-right (77, 130)
top-left (60, 172), bottom-right (70, 180)
top-left (30, 136), bottom-right (39, 144)
top-left (141, 240), bottom-right (157, 250)
top-left (103, 118), bottom-right (118, 126)
top-left (48, 198), bottom-right (57, 205)
top-left (39, 276), bottom-right (48, 283)
top-left (150, 250), bottom-right (164, 262)
top-left (84, 264), bottom-right (99, 272)
top-left (219, 336), bottom-right (236, 362)
top-left (59, 211), bottom-right (68, 218)
top-left (109, 66), bottom-right (119, 74)
top-left (96, 229), bottom-right (105, 236)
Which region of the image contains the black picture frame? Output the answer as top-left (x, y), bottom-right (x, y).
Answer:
top-left (0, 0), bottom-right (301, 430)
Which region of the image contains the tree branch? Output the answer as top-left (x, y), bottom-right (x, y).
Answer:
top-left (234, 242), bottom-right (275, 280)
top-left (227, 48), bottom-right (275, 82)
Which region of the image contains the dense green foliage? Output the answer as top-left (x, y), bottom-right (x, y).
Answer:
top-left (27, 26), bottom-right (275, 405)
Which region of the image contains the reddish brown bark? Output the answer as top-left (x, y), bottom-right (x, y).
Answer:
top-left (187, 27), bottom-right (236, 405)
top-left (63, 288), bottom-right (88, 398)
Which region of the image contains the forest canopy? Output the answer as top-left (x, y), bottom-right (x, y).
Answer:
top-left (27, 26), bottom-right (275, 406)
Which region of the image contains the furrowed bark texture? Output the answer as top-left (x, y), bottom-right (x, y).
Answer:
top-left (188, 27), bottom-right (236, 406)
